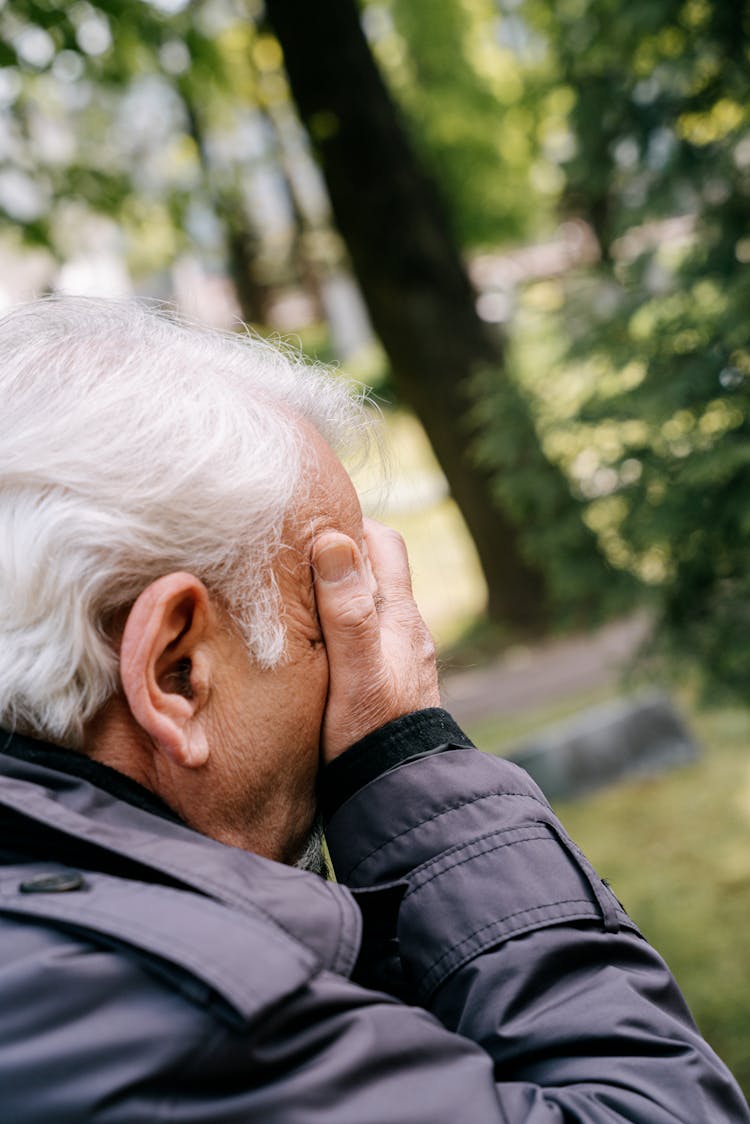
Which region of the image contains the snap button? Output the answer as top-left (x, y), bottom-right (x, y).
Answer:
top-left (19, 870), bottom-right (87, 894)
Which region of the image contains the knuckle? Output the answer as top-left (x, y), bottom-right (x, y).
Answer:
top-left (383, 526), bottom-right (406, 549)
top-left (370, 521), bottom-right (406, 553)
top-left (333, 591), bottom-right (379, 637)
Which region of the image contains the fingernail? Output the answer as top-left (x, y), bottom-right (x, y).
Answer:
top-left (316, 541), bottom-right (356, 582)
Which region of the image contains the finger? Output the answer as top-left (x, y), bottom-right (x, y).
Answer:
top-left (363, 520), bottom-right (437, 688)
top-left (362, 518), bottom-right (415, 606)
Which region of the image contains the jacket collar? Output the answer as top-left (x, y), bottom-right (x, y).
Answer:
top-left (0, 729), bottom-right (361, 978)
top-left (0, 732), bottom-right (184, 826)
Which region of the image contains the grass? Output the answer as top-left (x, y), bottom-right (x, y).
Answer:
top-left (463, 695), bottom-right (750, 1100)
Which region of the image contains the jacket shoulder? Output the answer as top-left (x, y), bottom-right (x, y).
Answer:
top-left (0, 862), bottom-right (319, 1029)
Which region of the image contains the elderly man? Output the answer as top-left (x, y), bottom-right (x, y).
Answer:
top-left (0, 297), bottom-right (746, 1122)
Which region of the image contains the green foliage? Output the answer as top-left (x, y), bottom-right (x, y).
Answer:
top-left (364, 0), bottom-right (635, 622)
top-left (570, 260), bottom-right (750, 696)
top-left (0, 1), bottom-right (180, 256)
top-left (554, 699), bottom-right (750, 1099)
top-left (524, 0), bottom-right (750, 697)
top-left (433, 0), bottom-right (750, 678)
top-left (471, 362), bottom-right (635, 624)
top-left (365, 0), bottom-right (558, 247)
top-left (0, 1), bottom-right (254, 270)
top-left (523, 0), bottom-right (737, 247)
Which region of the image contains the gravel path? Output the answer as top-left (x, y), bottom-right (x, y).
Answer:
top-left (441, 614), bottom-right (652, 728)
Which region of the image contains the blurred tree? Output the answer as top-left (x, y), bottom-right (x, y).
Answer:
top-left (525, 0), bottom-right (695, 256)
top-left (377, 0), bottom-right (627, 621)
top-left (0, 0), bottom-right (619, 632)
top-left (377, 0), bottom-right (552, 248)
top-left (0, 1), bottom-right (304, 309)
top-left (265, 0), bottom-right (618, 630)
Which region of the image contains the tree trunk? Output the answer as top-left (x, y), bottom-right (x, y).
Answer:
top-left (264, 0), bottom-right (552, 629)
top-left (180, 89), bottom-right (273, 325)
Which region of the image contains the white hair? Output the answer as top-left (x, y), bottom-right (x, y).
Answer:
top-left (0, 296), bottom-right (369, 748)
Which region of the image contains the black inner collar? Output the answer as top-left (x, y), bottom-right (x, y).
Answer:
top-left (0, 730), bottom-right (185, 827)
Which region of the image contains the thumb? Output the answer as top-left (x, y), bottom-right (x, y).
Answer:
top-left (313, 534), bottom-right (383, 671)
top-left (313, 533), bottom-right (389, 759)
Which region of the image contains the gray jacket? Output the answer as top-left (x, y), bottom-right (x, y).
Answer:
top-left (0, 725), bottom-right (747, 1122)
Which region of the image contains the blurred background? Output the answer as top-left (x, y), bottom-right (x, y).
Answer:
top-left (1, 0), bottom-right (749, 1094)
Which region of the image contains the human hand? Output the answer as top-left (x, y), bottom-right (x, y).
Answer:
top-left (313, 518), bottom-right (441, 763)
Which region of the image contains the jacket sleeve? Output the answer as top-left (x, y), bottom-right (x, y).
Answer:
top-left (321, 724), bottom-right (750, 1123)
top-left (4, 909), bottom-right (744, 1124)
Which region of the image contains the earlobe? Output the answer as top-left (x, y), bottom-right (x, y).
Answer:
top-left (120, 573), bottom-right (212, 769)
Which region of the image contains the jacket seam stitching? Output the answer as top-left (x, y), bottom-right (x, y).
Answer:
top-left (331, 878), bottom-right (357, 975)
top-left (342, 789), bottom-right (550, 881)
top-left (417, 897), bottom-right (598, 990)
top-left (404, 823), bottom-right (555, 890)
top-left (404, 832), bottom-right (555, 900)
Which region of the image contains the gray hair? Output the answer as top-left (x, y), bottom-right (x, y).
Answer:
top-left (0, 296), bottom-right (368, 747)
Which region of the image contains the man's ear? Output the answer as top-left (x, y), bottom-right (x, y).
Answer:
top-left (120, 572), bottom-right (213, 769)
